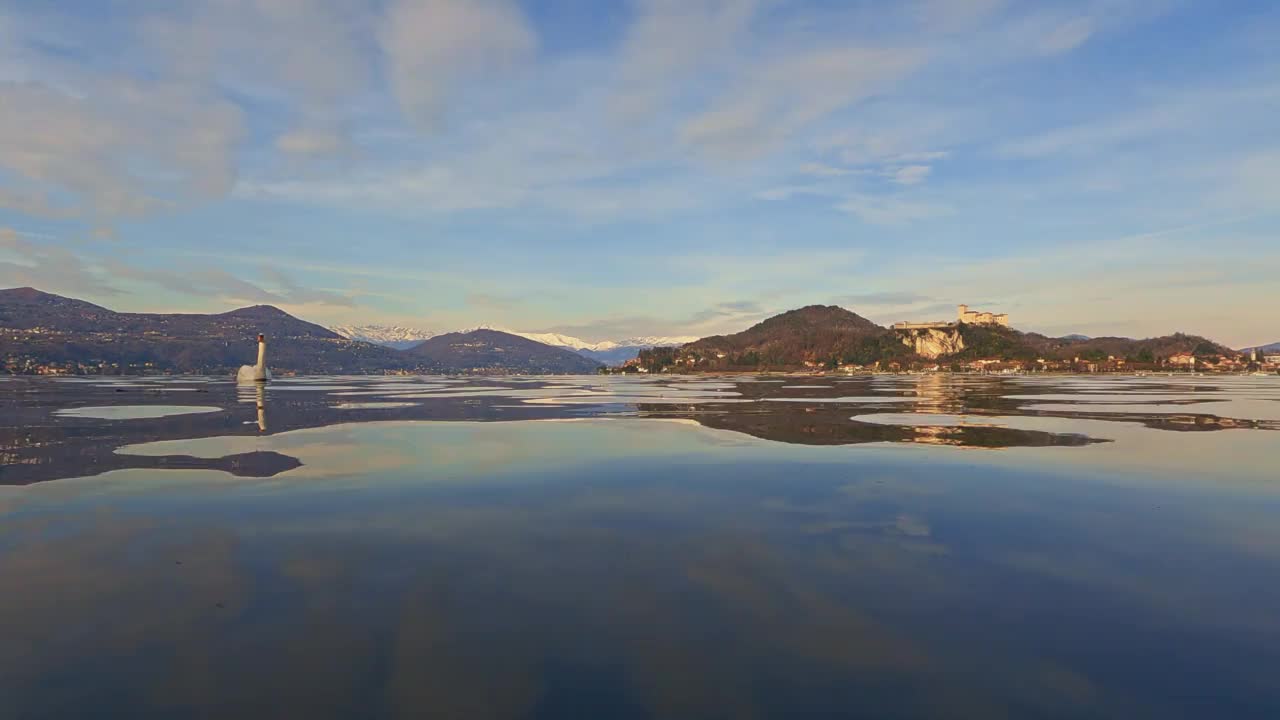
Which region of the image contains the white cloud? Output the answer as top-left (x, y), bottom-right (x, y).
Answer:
top-left (103, 257), bottom-right (357, 309)
top-left (1199, 148), bottom-right (1280, 213)
top-left (0, 0), bottom-right (1246, 270)
top-left (141, 1), bottom-right (370, 104)
top-left (754, 186), bottom-right (805, 201)
top-left (138, 0), bottom-right (373, 156)
top-left (889, 165), bottom-right (932, 185)
top-left (0, 228), bottom-right (119, 296)
top-left (800, 163), bottom-right (861, 177)
top-left (379, 0), bottom-right (536, 127)
top-left (836, 195), bottom-right (950, 225)
top-left (610, 0), bottom-right (758, 120)
top-left (894, 150), bottom-right (951, 163)
top-left (0, 78), bottom-right (243, 221)
top-left (997, 81), bottom-right (1280, 159)
top-left (682, 46), bottom-right (925, 161)
top-left (0, 0), bottom-right (543, 226)
top-left (275, 128), bottom-right (349, 156)
top-left (1037, 16), bottom-right (1096, 54)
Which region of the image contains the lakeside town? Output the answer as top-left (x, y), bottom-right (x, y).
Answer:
top-left (613, 346), bottom-right (1280, 377)
top-left (614, 304), bottom-right (1279, 376)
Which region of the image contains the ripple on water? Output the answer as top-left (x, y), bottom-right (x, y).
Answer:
top-left (53, 405), bottom-right (223, 420)
top-left (333, 402), bottom-right (419, 410)
top-left (330, 386), bottom-right (452, 396)
top-left (763, 396), bottom-right (912, 404)
top-left (269, 385), bottom-right (364, 392)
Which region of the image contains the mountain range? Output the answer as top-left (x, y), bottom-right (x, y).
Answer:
top-left (1, 287), bottom-right (1255, 376)
top-left (1241, 342), bottom-right (1280, 354)
top-left (330, 324), bottom-right (696, 364)
top-left (0, 287), bottom-right (406, 374)
top-left (405, 329), bottom-right (601, 374)
top-left (0, 288), bottom-right (599, 375)
top-left (328, 324), bottom-right (437, 350)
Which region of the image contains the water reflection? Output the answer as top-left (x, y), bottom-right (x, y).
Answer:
top-left (10, 377), bottom-right (1280, 719)
top-left (1, 417), bottom-right (1278, 718)
top-left (237, 383), bottom-right (268, 433)
top-left (1, 374), bottom-right (1277, 485)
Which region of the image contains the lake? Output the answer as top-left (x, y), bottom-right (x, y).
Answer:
top-left (2, 374), bottom-right (1278, 718)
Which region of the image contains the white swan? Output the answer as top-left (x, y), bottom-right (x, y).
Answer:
top-left (236, 333), bottom-right (273, 384)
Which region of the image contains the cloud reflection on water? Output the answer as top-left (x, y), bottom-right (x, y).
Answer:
top-left (2, 414), bottom-right (1279, 717)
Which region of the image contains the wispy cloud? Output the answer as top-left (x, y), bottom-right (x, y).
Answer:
top-left (800, 163), bottom-right (861, 178)
top-left (689, 300), bottom-right (764, 324)
top-left (833, 291), bottom-right (936, 307)
top-left (0, 228), bottom-right (120, 297)
top-left (0, 231), bottom-right (357, 310)
top-left (836, 195), bottom-right (951, 226)
top-left (610, 0), bottom-right (758, 120)
top-left (889, 165), bottom-right (932, 185)
top-left (548, 299), bottom-right (775, 341)
top-left (0, 0), bottom-right (1273, 345)
top-left (681, 45), bottom-right (925, 162)
top-left (380, 0), bottom-right (536, 127)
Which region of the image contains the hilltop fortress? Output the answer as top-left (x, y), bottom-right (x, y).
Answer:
top-left (890, 305), bottom-right (1009, 358)
top-left (892, 305), bottom-right (1009, 331)
top-left (958, 304), bottom-right (1009, 326)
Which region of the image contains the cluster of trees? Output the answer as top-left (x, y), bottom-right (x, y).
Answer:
top-left (666, 305), bottom-right (909, 371)
top-left (953, 324), bottom-right (1038, 361)
top-left (629, 325), bottom-right (911, 373)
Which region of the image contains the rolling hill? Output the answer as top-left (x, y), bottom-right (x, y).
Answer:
top-left (667, 305), bottom-right (908, 370)
top-left (1, 288), bottom-right (613, 375)
top-left (630, 304), bottom-right (1242, 372)
top-left (951, 323), bottom-right (1237, 363)
top-left (1241, 341), bottom-right (1280, 354)
top-left (405, 329), bottom-right (602, 374)
top-left (0, 288), bottom-right (410, 374)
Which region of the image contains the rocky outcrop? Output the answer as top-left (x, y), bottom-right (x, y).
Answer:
top-left (895, 326), bottom-right (964, 359)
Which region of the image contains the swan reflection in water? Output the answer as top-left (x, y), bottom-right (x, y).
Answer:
top-left (238, 382), bottom-right (268, 432)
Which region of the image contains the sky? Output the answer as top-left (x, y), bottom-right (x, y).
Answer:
top-left (0, 0), bottom-right (1276, 346)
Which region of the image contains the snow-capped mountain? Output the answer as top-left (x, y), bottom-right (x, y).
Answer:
top-left (331, 324), bottom-right (697, 362)
top-left (512, 332), bottom-right (699, 364)
top-left (330, 324), bottom-right (437, 350)
top-left (511, 332), bottom-right (699, 352)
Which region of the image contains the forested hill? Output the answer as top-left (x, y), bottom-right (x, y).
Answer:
top-left (0, 288), bottom-right (407, 374)
top-left (952, 323), bottom-right (1238, 363)
top-left (630, 305), bottom-right (1242, 372)
top-left (661, 305), bottom-right (908, 370)
top-left (406, 329), bottom-right (602, 374)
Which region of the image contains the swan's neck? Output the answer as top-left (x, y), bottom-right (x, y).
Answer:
top-left (256, 340), bottom-right (267, 369)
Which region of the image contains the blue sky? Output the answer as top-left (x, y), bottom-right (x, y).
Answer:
top-left (0, 0), bottom-right (1276, 345)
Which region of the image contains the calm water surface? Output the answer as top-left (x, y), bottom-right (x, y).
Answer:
top-left (2, 374), bottom-right (1279, 718)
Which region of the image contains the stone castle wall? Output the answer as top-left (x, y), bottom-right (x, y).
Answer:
top-left (958, 305), bottom-right (1008, 326)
